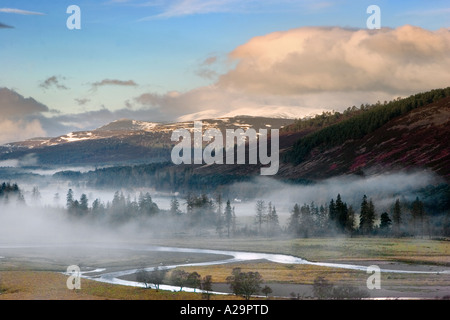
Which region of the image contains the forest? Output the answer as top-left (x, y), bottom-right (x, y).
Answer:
top-left (2, 182), bottom-right (448, 239)
top-left (53, 162), bottom-right (252, 194)
top-left (284, 87), bottom-right (450, 163)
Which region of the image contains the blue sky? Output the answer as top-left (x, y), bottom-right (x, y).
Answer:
top-left (0, 0), bottom-right (449, 142)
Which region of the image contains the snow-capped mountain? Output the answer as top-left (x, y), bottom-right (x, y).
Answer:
top-left (0, 116), bottom-right (295, 166)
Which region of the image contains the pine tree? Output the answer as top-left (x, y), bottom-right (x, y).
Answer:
top-left (300, 204), bottom-right (312, 238)
top-left (79, 194), bottom-right (89, 215)
top-left (266, 202), bottom-right (273, 235)
top-left (329, 199), bottom-right (337, 222)
top-left (335, 194), bottom-right (348, 232)
top-left (170, 196), bottom-right (181, 216)
top-left (380, 212), bottom-right (392, 231)
top-left (232, 206), bottom-right (237, 237)
top-left (346, 205), bottom-right (355, 234)
top-left (255, 200), bottom-right (266, 235)
top-left (367, 199), bottom-right (376, 233)
top-left (318, 204), bottom-right (328, 233)
top-left (411, 197), bottom-right (425, 236)
top-left (139, 192), bottom-right (158, 216)
top-left (225, 200), bottom-right (232, 238)
top-left (267, 206), bottom-right (280, 236)
top-left (359, 195), bottom-right (375, 234)
top-left (392, 199), bottom-right (402, 236)
top-left (92, 199), bottom-right (105, 217)
top-left (32, 186), bottom-right (41, 202)
top-left (17, 191), bottom-right (25, 205)
top-left (288, 204), bottom-right (301, 236)
top-left (215, 194), bottom-right (224, 236)
top-left (66, 189), bottom-right (74, 210)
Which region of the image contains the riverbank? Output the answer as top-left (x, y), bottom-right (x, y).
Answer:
top-left (1, 237), bottom-right (449, 299)
top-left (0, 271), bottom-right (240, 300)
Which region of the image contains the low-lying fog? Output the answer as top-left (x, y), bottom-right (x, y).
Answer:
top-left (0, 168), bottom-right (445, 246)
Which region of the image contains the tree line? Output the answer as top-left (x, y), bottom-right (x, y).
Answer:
top-left (0, 182), bottom-right (25, 204)
top-left (136, 266), bottom-right (271, 300)
top-left (1, 182), bottom-right (448, 238)
top-left (286, 194), bottom-right (450, 237)
top-left (61, 186), bottom-right (450, 238)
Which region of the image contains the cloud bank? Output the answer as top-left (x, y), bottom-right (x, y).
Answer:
top-left (219, 25), bottom-right (450, 95)
top-left (132, 25), bottom-right (450, 120)
top-left (0, 88), bottom-right (48, 143)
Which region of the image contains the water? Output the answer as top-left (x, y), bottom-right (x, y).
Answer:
top-left (78, 245), bottom-right (450, 293)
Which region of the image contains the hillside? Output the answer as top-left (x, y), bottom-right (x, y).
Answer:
top-left (191, 88), bottom-right (450, 182)
top-left (278, 88), bottom-right (450, 180)
top-left (1, 88), bottom-right (449, 185)
top-left (0, 116), bottom-right (295, 166)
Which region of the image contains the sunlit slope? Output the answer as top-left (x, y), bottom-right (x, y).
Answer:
top-left (279, 88), bottom-right (450, 180)
top-left (0, 116), bottom-right (294, 166)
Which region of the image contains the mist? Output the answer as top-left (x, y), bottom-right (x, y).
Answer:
top-left (233, 170), bottom-right (445, 217)
top-left (0, 169), bottom-right (446, 247)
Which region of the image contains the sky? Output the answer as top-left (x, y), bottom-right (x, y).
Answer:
top-left (0, 0), bottom-right (449, 143)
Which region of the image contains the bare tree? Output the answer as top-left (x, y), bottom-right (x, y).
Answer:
top-left (187, 271), bottom-right (201, 292)
top-left (149, 266), bottom-right (167, 291)
top-left (201, 275), bottom-right (213, 300)
top-left (170, 269), bottom-right (190, 291)
top-left (255, 200), bottom-right (266, 235)
top-left (136, 269), bottom-right (152, 288)
top-left (226, 268), bottom-right (263, 300)
top-left (262, 285), bottom-right (273, 298)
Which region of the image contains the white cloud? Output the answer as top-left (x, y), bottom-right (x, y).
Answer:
top-left (139, 0), bottom-right (335, 20)
top-left (0, 119), bottom-right (46, 144)
top-left (218, 25), bottom-right (450, 95)
top-left (132, 25), bottom-right (450, 121)
top-left (0, 8), bottom-right (45, 15)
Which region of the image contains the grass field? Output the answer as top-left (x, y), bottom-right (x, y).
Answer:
top-left (140, 236), bottom-right (450, 266)
top-left (0, 271), bottom-right (246, 300)
top-left (0, 237), bottom-right (449, 299)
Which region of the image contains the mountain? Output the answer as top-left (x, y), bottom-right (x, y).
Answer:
top-left (1, 88), bottom-right (449, 186)
top-left (279, 88), bottom-right (450, 180)
top-left (193, 88), bottom-right (450, 182)
top-left (0, 116), bottom-right (295, 166)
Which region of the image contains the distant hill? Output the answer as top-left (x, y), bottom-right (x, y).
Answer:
top-left (0, 116), bottom-right (295, 166)
top-left (1, 88), bottom-right (449, 185)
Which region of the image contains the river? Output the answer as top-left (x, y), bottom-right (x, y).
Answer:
top-left (76, 245), bottom-right (450, 295)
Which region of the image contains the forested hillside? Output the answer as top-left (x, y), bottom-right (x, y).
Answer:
top-left (284, 87), bottom-right (450, 164)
